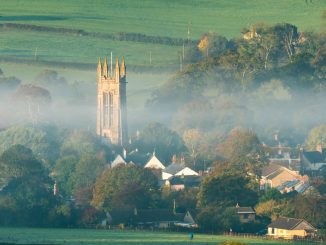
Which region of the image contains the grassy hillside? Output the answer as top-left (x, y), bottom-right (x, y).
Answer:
top-left (0, 0), bottom-right (325, 68)
top-left (0, 228), bottom-right (313, 245)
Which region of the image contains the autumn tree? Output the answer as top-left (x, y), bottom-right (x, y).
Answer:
top-left (198, 174), bottom-right (258, 208)
top-left (305, 125), bottom-right (326, 150)
top-left (198, 32), bottom-right (228, 58)
top-left (217, 128), bottom-right (267, 175)
top-left (92, 164), bottom-right (160, 210)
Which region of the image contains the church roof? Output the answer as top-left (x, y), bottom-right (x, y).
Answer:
top-left (144, 154), bottom-right (165, 169)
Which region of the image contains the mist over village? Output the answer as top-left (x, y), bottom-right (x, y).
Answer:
top-left (0, 1), bottom-right (326, 244)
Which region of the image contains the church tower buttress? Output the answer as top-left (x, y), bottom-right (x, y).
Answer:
top-left (96, 56), bottom-right (128, 146)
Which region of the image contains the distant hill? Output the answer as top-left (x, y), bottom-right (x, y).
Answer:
top-left (0, 0), bottom-right (325, 68)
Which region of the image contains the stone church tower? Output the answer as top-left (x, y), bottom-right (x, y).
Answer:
top-left (96, 56), bottom-right (128, 146)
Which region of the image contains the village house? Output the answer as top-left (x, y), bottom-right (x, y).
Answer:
top-left (268, 217), bottom-right (317, 239)
top-left (235, 205), bottom-right (256, 223)
top-left (144, 153), bottom-right (165, 170)
top-left (111, 154), bottom-right (127, 168)
top-left (301, 144), bottom-right (326, 173)
top-left (162, 163), bottom-right (199, 181)
top-left (260, 163), bottom-right (308, 193)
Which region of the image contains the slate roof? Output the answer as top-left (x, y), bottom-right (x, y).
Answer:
top-left (303, 150), bottom-right (326, 164)
top-left (125, 150), bottom-right (150, 167)
top-left (107, 208), bottom-right (184, 225)
top-left (163, 163), bottom-right (185, 175)
top-left (269, 159), bottom-right (301, 171)
top-left (107, 208), bottom-right (134, 224)
top-left (262, 164), bottom-right (282, 177)
top-left (236, 207), bottom-right (255, 214)
top-left (134, 209), bottom-right (182, 223)
top-left (268, 217), bottom-right (315, 230)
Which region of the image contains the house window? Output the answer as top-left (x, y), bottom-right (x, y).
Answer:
top-left (271, 228), bottom-right (275, 234)
top-left (243, 214), bottom-right (249, 219)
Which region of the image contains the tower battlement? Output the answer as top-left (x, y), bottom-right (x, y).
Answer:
top-left (96, 56), bottom-right (128, 146)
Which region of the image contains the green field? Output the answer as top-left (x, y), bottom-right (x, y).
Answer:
top-left (0, 0), bottom-right (325, 106)
top-left (0, 0), bottom-right (325, 68)
top-left (0, 228), bottom-right (315, 245)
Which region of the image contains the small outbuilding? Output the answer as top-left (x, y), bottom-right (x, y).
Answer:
top-left (235, 205), bottom-right (256, 223)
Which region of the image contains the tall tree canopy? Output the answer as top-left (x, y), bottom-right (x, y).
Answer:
top-left (133, 122), bottom-right (187, 163)
top-left (0, 145), bottom-right (56, 226)
top-left (92, 164), bottom-right (160, 210)
top-left (306, 125), bottom-right (326, 150)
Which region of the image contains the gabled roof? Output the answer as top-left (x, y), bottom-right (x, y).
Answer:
top-left (125, 150), bottom-right (149, 167)
top-left (262, 164), bottom-right (299, 181)
top-left (277, 180), bottom-right (300, 190)
top-left (269, 159), bottom-right (301, 172)
top-left (175, 167), bottom-right (198, 176)
top-left (107, 208), bottom-right (184, 225)
top-left (262, 164), bottom-right (282, 177)
top-left (303, 150), bottom-right (326, 164)
top-left (163, 163), bottom-right (185, 175)
top-left (144, 154), bottom-right (165, 169)
top-left (111, 154), bottom-right (126, 167)
top-left (236, 207), bottom-right (255, 214)
top-left (107, 208), bottom-right (134, 224)
top-left (134, 209), bottom-right (182, 223)
top-left (268, 217), bottom-right (315, 230)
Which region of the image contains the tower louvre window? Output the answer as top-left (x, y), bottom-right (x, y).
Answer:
top-left (109, 92), bottom-right (113, 127)
top-left (103, 93), bottom-right (109, 128)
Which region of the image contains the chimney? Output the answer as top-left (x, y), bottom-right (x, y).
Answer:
top-left (123, 148), bottom-right (127, 159)
top-left (53, 180), bottom-right (57, 196)
top-left (316, 144), bottom-right (323, 153)
top-left (172, 154), bottom-right (177, 164)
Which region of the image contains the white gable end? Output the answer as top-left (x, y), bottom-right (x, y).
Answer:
top-left (175, 167), bottom-right (198, 176)
top-left (111, 154), bottom-right (127, 168)
top-left (144, 155), bottom-right (165, 169)
top-left (162, 172), bottom-right (173, 180)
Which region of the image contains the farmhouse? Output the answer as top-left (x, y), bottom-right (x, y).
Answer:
top-left (268, 217), bottom-right (317, 239)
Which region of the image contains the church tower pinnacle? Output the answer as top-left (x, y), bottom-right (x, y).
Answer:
top-left (96, 56), bottom-right (128, 146)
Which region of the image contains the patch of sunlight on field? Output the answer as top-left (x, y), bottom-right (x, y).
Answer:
top-left (0, 0), bottom-right (325, 39)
